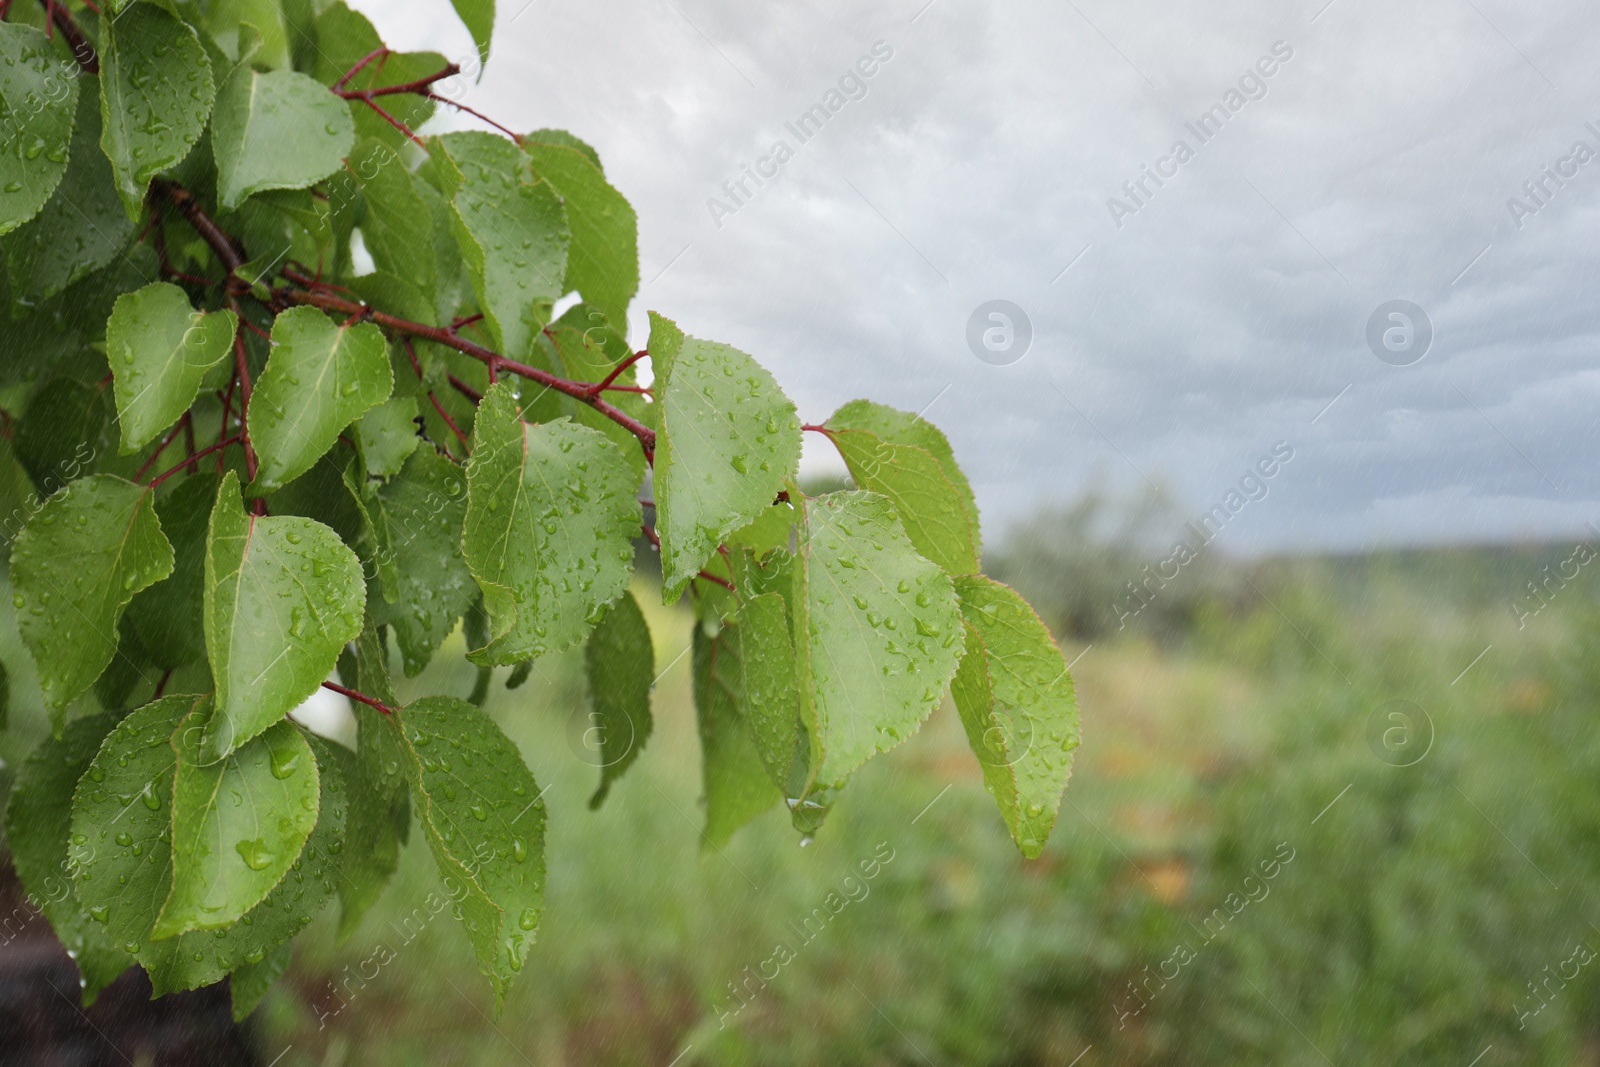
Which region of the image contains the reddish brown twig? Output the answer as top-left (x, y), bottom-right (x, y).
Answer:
top-left (147, 435), bottom-right (243, 488)
top-left (38, 0), bottom-right (97, 73)
top-left (591, 351), bottom-right (647, 397)
top-left (322, 680), bottom-right (396, 715)
top-left (134, 418), bottom-right (191, 482)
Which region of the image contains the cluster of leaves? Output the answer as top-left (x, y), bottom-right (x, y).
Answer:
top-left (0, 0), bottom-right (1079, 1020)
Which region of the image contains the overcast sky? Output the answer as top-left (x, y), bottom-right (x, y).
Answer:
top-left (354, 0), bottom-right (1600, 554)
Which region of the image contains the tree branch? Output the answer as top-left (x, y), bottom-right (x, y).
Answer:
top-left (277, 277), bottom-right (657, 457)
top-left (151, 179), bottom-right (247, 279)
top-left (322, 680), bottom-right (395, 715)
top-left (39, 0), bottom-right (97, 73)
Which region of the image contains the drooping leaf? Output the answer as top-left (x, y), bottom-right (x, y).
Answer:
top-left (372, 446), bottom-right (473, 676)
top-left (106, 282), bottom-right (238, 453)
top-left (825, 399), bottom-right (980, 558)
top-left (0, 436), bottom-right (37, 555)
top-left (584, 589), bottom-right (653, 808)
top-left (391, 695), bottom-right (546, 1012)
top-left (11, 475), bottom-right (174, 716)
top-left (328, 693), bottom-right (406, 939)
top-left (5, 709), bottom-right (129, 1005)
top-left (448, 0), bottom-right (494, 69)
top-left (128, 473), bottom-right (218, 671)
top-left (820, 423), bottom-right (979, 576)
top-left (950, 574), bottom-right (1080, 859)
top-left (727, 590), bottom-right (801, 792)
top-left (462, 383), bottom-right (640, 665)
top-left (212, 67), bottom-right (355, 210)
top-left (154, 715), bottom-right (320, 937)
top-left (247, 305), bottom-right (393, 494)
top-left (99, 5), bottom-right (215, 216)
top-left (230, 940), bottom-right (291, 1021)
top-left (8, 82), bottom-right (135, 303)
top-left (0, 23), bottom-right (78, 236)
top-left (694, 621), bottom-right (782, 848)
top-left (791, 492), bottom-right (963, 797)
top-left (203, 471), bottom-right (365, 762)
top-left (433, 132), bottom-right (568, 362)
top-left (652, 321), bottom-right (801, 599)
top-left (525, 141), bottom-right (637, 327)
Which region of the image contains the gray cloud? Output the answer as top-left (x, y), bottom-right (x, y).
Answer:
top-left (356, 0), bottom-right (1600, 552)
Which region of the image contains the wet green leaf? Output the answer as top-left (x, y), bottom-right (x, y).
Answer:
top-left (462, 383), bottom-right (640, 665)
top-left (11, 475), bottom-right (174, 715)
top-left (525, 140), bottom-right (637, 327)
top-left (106, 282), bottom-right (238, 453)
top-left (0, 24), bottom-right (78, 236)
top-left (391, 695), bottom-right (546, 1012)
top-left (950, 574), bottom-right (1080, 859)
top-left (653, 321), bottom-right (800, 599)
top-left (584, 590), bottom-right (653, 808)
top-left (212, 67), bottom-right (354, 209)
top-left (100, 5), bottom-right (215, 216)
top-left (372, 446), bottom-right (473, 676)
top-left (203, 471), bottom-right (365, 761)
top-left (247, 305), bottom-right (393, 494)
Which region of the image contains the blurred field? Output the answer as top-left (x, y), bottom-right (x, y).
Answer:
top-left (7, 506), bottom-right (1600, 1065)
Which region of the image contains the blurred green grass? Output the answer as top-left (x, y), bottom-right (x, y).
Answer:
top-left (8, 519), bottom-right (1600, 1066)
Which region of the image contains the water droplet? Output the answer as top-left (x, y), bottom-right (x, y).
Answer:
top-left (236, 838), bottom-right (276, 871)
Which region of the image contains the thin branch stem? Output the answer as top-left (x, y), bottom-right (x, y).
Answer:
top-left (147, 435), bottom-right (242, 488)
top-left (333, 47), bottom-right (389, 90)
top-left (151, 180), bottom-right (246, 278)
top-left (279, 278), bottom-right (656, 457)
top-left (322, 680), bottom-right (396, 715)
top-left (333, 64), bottom-right (460, 99)
top-left (134, 418), bottom-right (190, 482)
top-left (592, 351), bottom-right (647, 397)
top-left (428, 390), bottom-right (471, 451)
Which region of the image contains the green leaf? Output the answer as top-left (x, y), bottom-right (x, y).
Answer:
top-left (212, 67), bottom-right (355, 210)
top-left (349, 138), bottom-right (435, 299)
top-left (154, 716), bottom-right (320, 937)
top-left (525, 128), bottom-right (602, 173)
top-left (356, 395), bottom-right (421, 477)
top-left (391, 695), bottom-right (546, 1011)
top-left (99, 5), bottom-right (215, 216)
top-left (0, 24), bottom-right (78, 236)
top-left (129, 472), bottom-right (219, 671)
top-left (693, 620), bottom-right (782, 848)
top-left (433, 132), bottom-right (568, 362)
top-left (820, 425), bottom-right (979, 576)
top-left (69, 694), bottom-right (198, 962)
top-left (5, 709), bottom-right (129, 1004)
top-left (949, 574), bottom-right (1080, 859)
top-left (0, 656), bottom-right (9, 730)
top-left (825, 400), bottom-right (979, 557)
top-left (230, 940), bottom-right (291, 1021)
top-left (728, 590), bottom-right (801, 792)
top-left (247, 305), bottom-right (393, 494)
top-left (199, 0), bottom-right (290, 67)
top-left (791, 492), bottom-right (962, 795)
top-left (525, 141), bottom-right (637, 327)
top-left (106, 282), bottom-right (238, 453)
top-left (203, 471), bottom-right (365, 762)
top-left (371, 446), bottom-right (474, 676)
top-left (462, 383), bottom-right (640, 665)
top-left (10, 475), bottom-right (174, 715)
top-left (448, 0), bottom-right (493, 69)
top-left (330, 699), bottom-right (406, 938)
top-left (654, 331), bottom-right (801, 598)
top-left (142, 729), bottom-right (349, 996)
top-left (8, 82), bottom-right (136, 303)
top-left (584, 589), bottom-right (653, 808)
